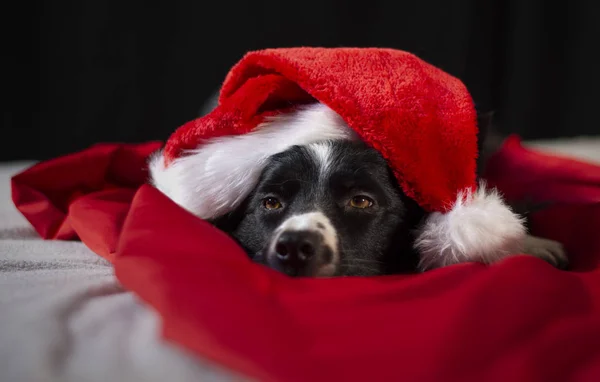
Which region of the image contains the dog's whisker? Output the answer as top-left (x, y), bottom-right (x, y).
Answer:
top-left (342, 258), bottom-right (385, 264)
top-left (339, 264), bottom-right (382, 275)
top-left (341, 266), bottom-right (383, 274)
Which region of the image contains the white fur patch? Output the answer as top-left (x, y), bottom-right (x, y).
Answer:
top-left (271, 212), bottom-right (340, 277)
top-left (274, 212), bottom-right (339, 255)
top-left (307, 141), bottom-right (333, 178)
top-left (149, 103), bottom-right (357, 220)
top-left (414, 182), bottom-right (526, 271)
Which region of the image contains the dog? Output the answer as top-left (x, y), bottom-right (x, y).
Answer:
top-left (213, 138), bottom-right (425, 277)
top-left (210, 104), bottom-right (568, 277)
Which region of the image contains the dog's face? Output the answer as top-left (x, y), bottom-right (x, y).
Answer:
top-left (215, 140), bottom-right (424, 277)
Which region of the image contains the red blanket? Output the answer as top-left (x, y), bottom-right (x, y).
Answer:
top-left (11, 136), bottom-right (600, 382)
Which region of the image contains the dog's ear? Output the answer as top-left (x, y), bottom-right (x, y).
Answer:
top-left (476, 111), bottom-right (495, 154)
top-left (209, 209), bottom-right (244, 234)
top-left (508, 198), bottom-right (558, 233)
top-left (477, 110), bottom-right (495, 130)
top-left (475, 110), bottom-right (507, 178)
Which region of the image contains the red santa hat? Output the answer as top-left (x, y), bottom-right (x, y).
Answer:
top-left (149, 47), bottom-right (526, 271)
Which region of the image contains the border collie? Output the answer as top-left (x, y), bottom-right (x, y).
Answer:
top-left (211, 107), bottom-right (568, 277)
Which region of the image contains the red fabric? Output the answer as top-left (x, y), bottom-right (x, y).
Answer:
top-left (162, 48), bottom-right (478, 213)
top-left (11, 137), bottom-right (600, 382)
top-left (11, 141), bottom-right (162, 261)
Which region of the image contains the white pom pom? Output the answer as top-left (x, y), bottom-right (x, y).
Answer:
top-left (414, 182), bottom-right (526, 271)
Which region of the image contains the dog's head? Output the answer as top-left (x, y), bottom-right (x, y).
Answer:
top-left (213, 140), bottom-right (425, 277)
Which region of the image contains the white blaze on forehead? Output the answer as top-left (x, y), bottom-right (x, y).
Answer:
top-left (307, 142), bottom-right (334, 178)
top-left (149, 103), bottom-right (357, 221)
top-left (275, 212), bottom-right (339, 257)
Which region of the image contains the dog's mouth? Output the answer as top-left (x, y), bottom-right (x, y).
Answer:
top-left (256, 212), bottom-right (340, 278)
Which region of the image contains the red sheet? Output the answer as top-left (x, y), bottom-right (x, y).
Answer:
top-left (11, 136), bottom-right (600, 382)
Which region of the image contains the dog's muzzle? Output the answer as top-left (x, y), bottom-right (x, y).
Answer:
top-left (265, 212), bottom-right (338, 277)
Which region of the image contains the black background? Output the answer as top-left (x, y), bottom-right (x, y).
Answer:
top-left (3, 0), bottom-right (599, 162)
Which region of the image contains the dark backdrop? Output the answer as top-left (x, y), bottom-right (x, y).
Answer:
top-left (4, 0), bottom-right (599, 161)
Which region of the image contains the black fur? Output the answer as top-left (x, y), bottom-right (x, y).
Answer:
top-left (213, 140), bottom-right (425, 276)
top-left (213, 112), bottom-right (556, 276)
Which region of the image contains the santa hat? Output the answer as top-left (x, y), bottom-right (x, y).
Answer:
top-left (149, 47), bottom-right (526, 271)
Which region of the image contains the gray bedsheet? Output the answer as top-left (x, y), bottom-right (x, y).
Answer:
top-left (0, 162), bottom-right (240, 382)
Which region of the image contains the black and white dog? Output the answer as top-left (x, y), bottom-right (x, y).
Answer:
top-left (212, 139), bottom-right (425, 276)
top-left (205, 105), bottom-right (568, 277)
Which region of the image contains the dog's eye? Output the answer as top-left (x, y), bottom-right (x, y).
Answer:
top-left (263, 197), bottom-right (283, 210)
top-left (349, 195), bottom-right (374, 209)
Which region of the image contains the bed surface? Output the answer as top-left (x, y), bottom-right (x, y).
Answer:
top-left (0, 162), bottom-right (240, 382)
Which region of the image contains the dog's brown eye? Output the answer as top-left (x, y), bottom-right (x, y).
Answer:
top-left (349, 195), bottom-right (374, 209)
top-left (263, 197), bottom-right (282, 210)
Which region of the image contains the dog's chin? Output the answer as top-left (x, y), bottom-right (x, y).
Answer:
top-left (252, 250), bottom-right (340, 278)
top-left (314, 263), bottom-right (338, 277)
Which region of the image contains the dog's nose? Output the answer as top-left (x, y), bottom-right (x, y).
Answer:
top-left (274, 230), bottom-right (319, 266)
top-left (265, 212), bottom-right (338, 277)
